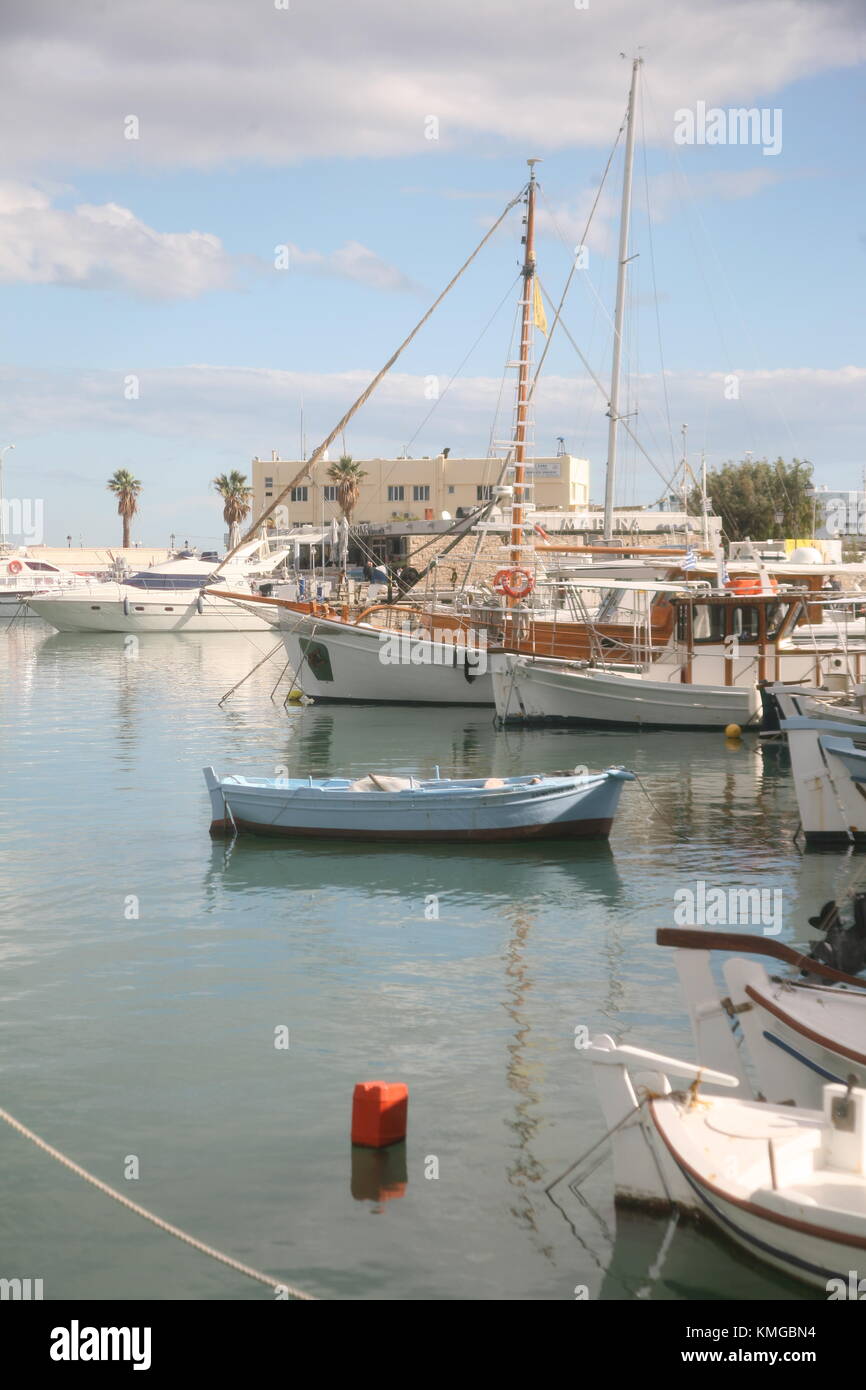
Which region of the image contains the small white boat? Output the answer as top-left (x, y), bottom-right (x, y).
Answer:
top-left (656, 927), bottom-right (866, 1108)
top-left (0, 551), bottom-right (98, 620)
top-left (491, 654), bottom-right (760, 729)
top-left (203, 764), bottom-right (634, 842)
top-left (782, 715), bottom-right (866, 844)
top-left (589, 1034), bottom-right (866, 1289)
top-left (761, 681), bottom-right (866, 734)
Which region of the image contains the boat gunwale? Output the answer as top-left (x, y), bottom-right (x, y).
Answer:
top-left (744, 983), bottom-right (866, 1068)
top-left (648, 1098), bottom-right (866, 1250)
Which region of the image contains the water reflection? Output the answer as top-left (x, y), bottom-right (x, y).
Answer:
top-left (204, 838), bottom-right (627, 911)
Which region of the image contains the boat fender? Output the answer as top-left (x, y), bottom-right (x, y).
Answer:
top-left (123, 596), bottom-right (130, 617)
top-left (197, 593), bottom-right (205, 615)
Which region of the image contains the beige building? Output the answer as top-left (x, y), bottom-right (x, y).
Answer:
top-left (251, 452), bottom-right (590, 528)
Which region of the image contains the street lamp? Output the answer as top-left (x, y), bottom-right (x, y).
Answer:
top-left (0, 443), bottom-right (15, 549)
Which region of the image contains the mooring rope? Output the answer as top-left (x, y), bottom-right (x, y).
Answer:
top-left (0, 1104), bottom-right (317, 1301)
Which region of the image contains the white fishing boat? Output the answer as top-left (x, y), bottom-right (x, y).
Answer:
top-left (589, 1034), bottom-right (866, 1289)
top-left (26, 539), bottom-right (295, 633)
top-left (488, 585), bottom-right (839, 729)
top-left (203, 764), bottom-right (634, 842)
top-left (782, 715), bottom-right (866, 845)
top-left (656, 927), bottom-right (866, 1108)
top-left (491, 654), bottom-right (760, 729)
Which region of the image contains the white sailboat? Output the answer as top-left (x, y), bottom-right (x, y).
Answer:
top-left (589, 1034), bottom-right (866, 1290)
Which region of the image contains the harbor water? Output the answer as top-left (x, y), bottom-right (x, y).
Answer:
top-left (1, 625), bottom-right (843, 1300)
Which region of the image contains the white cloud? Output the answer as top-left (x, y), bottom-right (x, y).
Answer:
top-left (0, 185), bottom-right (415, 299)
top-left (287, 241), bottom-right (420, 293)
top-left (0, 185), bottom-right (239, 298)
top-left (0, 0), bottom-right (862, 170)
top-left (2, 362), bottom-right (865, 491)
top-left (644, 167), bottom-right (796, 222)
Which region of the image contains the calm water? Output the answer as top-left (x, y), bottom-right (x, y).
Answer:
top-left (0, 625), bottom-right (850, 1301)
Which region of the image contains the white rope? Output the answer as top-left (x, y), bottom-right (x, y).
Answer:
top-left (0, 1104), bottom-right (317, 1301)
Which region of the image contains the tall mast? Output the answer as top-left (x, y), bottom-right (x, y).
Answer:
top-left (603, 56), bottom-right (641, 543)
top-left (509, 159), bottom-right (540, 569)
top-left (701, 450), bottom-right (709, 549)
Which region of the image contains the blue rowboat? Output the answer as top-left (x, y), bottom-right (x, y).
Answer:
top-left (203, 765), bottom-right (634, 843)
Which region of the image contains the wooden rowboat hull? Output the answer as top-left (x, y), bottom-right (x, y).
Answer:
top-left (204, 767), bottom-right (633, 843)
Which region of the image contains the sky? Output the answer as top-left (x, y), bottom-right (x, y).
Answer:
top-left (1, 0), bottom-right (865, 547)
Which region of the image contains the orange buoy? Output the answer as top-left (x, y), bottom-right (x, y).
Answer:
top-left (351, 1081), bottom-right (408, 1148)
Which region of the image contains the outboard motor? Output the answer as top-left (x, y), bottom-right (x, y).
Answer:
top-left (804, 896), bottom-right (866, 978)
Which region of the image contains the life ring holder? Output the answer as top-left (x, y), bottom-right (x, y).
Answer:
top-left (7, 559), bottom-right (23, 575)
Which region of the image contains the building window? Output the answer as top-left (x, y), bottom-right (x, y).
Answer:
top-left (388, 485), bottom-right (405, 502)
top-left (448, 485), bottom-right (455, 494)
top-left (323, 485), bottom-right (339, 502)
top-left (291, 487), bottom-right (308, 502)
top-left (413, 485), bottom-right (430, 502)
top-left (264, 476), bottom-right (273, 488)
top-left (476, 485), bottom-right (493, 501)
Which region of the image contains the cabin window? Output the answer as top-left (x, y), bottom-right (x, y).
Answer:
top-left (90, 605), bottom-right (100, 610)
top-left (134, 606), bottom-right (144, 611)
top-left (164, 607), bottom-right (174, 612)
top-left (681, 601), bottom-right (788, 644)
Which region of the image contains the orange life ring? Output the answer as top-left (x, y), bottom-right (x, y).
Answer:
top-left (726, 575), bottom-right (778, 596)
top-left (493, 567), bottom-right (535, 599)
top-left (7, 559), bottom-right (23, 575)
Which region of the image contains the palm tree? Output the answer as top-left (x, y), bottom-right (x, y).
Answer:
top-left (213, 470), bottom-right (253, 548)
top-left (106, 468), bottom-right (142, 549)
top-left (326, 455), bottom-right (367, 523)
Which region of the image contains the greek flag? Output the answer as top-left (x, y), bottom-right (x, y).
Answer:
top-left (682, 547), bottom-right (698, 571)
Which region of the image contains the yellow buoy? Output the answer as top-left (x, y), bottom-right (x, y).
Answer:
top-left (725, 723), bottom-right (742, 739)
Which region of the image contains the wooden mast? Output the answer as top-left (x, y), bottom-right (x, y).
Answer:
top-left (509, 159), bottom-right (540, 572)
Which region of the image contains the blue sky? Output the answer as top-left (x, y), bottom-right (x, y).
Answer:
top-left (1, 0), bottom-right (865, 545)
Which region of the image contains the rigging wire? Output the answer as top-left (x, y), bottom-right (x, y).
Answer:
top-left (640, 90), bottom-right (678, 478)
top-left (536, 277), bottom-right (680, 500)
top-left (216, 182), bottom-right (528, 570)
top-left (401, 273), bottom-right (522, 458)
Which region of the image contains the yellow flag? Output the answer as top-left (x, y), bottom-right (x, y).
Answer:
top-left (533, 277), bottom-right (547, 336)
